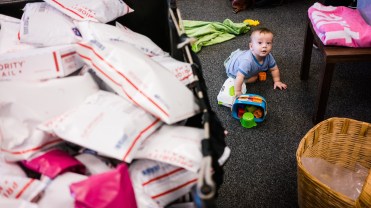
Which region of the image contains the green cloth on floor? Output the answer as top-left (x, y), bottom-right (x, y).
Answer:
top-left (183, 19), bottom-right (250, 53)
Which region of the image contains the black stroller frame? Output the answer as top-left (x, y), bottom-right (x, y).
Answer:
top-left (167, 2), bottom-right (228, 207)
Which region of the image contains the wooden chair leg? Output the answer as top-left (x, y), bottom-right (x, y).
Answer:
top-left (300, 22), bottom-right (314, 80)
top-left (313, 62), bottom-right (335, 124)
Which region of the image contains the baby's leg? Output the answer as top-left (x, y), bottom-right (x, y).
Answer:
top-left (246, 75), bottom-right (258, 83)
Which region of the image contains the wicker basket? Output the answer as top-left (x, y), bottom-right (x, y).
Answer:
top-left (296, 117), bottom-right (371, 208)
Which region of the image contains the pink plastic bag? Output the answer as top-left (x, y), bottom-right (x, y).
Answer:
top-left (70, 163), bottom-right (137, 208)
top-left (308, 2), bottom-right (371, 47)
top-left (22, 149), bottom-right (86, 179)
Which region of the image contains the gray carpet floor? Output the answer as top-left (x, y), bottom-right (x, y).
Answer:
top-left (177, 0), bottom-right (371, 207)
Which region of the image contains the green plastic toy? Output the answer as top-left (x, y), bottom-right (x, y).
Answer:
top-left (240, 112), bottom-right (257, 128)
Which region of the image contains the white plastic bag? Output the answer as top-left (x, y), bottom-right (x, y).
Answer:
top-left (115, 22), bottom-right (167, 57)
top-left (134, 125), bottom-right (203, 172)
top-left (75, 153), bottom-right (113, 175)
top-left (0, 14), bottom-right (35, 55)
top-left (76, 21), bottom-right (195, 85)
top-left (44, 0), bottom-right (133, 23)
top-left (150, 55), bottom-right (196, 86)
top-left (129, 159), bottom-right (198, 208)
top-left (302, 157), bottom-right (368, 200)
top-left (217, 77), bottom-right (247, 108)
top-left (40, 91), bottom-right (163, 163)
top-left (0, 176), bottom-right (46, 201)
top-left (116, 22), bottom-right (196, 85)
top-left (0, 44), bottom-right (84, 81)
top-left (0, 73), bottom-right (98, 122)
top-left (37, 172), bottom-right (87, 208)
top-left (0, 102), bottom-right (63, 161)
top-left (0, 198), bottom-right (38, 208)
top-left (0, 160), bottom-right (26, 177)
top-left (20, 2), bottom-right (81, 47)
top-left (77, 40), bottom-right (199, 124)
top-left (0, 73), bottom-right (99, 161)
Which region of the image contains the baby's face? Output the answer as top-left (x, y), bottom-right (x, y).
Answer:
top-left (249, 32), bottom-right (273, 58)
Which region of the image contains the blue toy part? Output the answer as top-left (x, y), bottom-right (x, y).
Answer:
top-left (231, 94), bottom-right (267, 122)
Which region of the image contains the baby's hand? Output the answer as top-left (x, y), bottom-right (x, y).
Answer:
top-left (234, 90), bottom-right (242, 97)
top-left (274, 81), bottom-right (287, 90)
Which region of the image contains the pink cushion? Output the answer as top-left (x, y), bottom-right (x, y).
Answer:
top-left (308, 3), bottom-right (371, 47)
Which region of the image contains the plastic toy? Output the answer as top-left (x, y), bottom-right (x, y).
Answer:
top-left (240, 112), bottom-right (257, 128)
top-left (253, 108), bottom-right (263, 118)
top-left (246, 105), bottom-right (257, 113)
top-left (231, 94), bottom-right (267, 123)
top-left (237, 107), bottom-right (245, 118)
top-left (243, 19), bottom-right (260, 26)
top-left (258, 72), bottom-right (266, 81)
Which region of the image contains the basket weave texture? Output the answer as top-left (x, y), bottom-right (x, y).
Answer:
top-left (296, 117), bottom-right (371, 208)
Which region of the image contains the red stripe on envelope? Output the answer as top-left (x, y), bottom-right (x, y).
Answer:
top-left (142, 167), bottom-right (184, 186)
top-left (180, 73), bottom-right (193, 81)
top-left (15, 179), bottom-right (35, 199)
top-left (151, 178), bottom-right (197, 199)
top-left (122, 118), bottom-right (161, 161)
top-left (77, 42), bottom-right (169, 118)
top-left (61, 51), bottom-right (76, 58)
top-left (51, 0), bottom-right (84, 19)
top-left (78, 53), bottom-right (147, 112)
top-left (0, 139), bottom-right (62, 155)
top-left (53, 51), bottom-right (60, 72)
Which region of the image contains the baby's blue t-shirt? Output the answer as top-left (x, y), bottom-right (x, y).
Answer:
top-left (224, 49), bottom-right (276, 79)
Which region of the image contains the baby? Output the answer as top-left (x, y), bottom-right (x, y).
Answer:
top-left (224, 27), bottom-right (287, 97)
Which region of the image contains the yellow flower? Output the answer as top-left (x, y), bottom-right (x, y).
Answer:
top-left (243, 19), bottom-right (260, 26)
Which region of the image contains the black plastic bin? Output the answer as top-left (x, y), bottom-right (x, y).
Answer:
top-left (0, 1), bottom-right (228, 207)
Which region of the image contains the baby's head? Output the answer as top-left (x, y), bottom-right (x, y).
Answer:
top-left (249, 27), bottom-right (274, 58)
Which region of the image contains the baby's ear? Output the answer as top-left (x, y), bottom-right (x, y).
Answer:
top-left (249, 42), bottom-right (252, 49)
